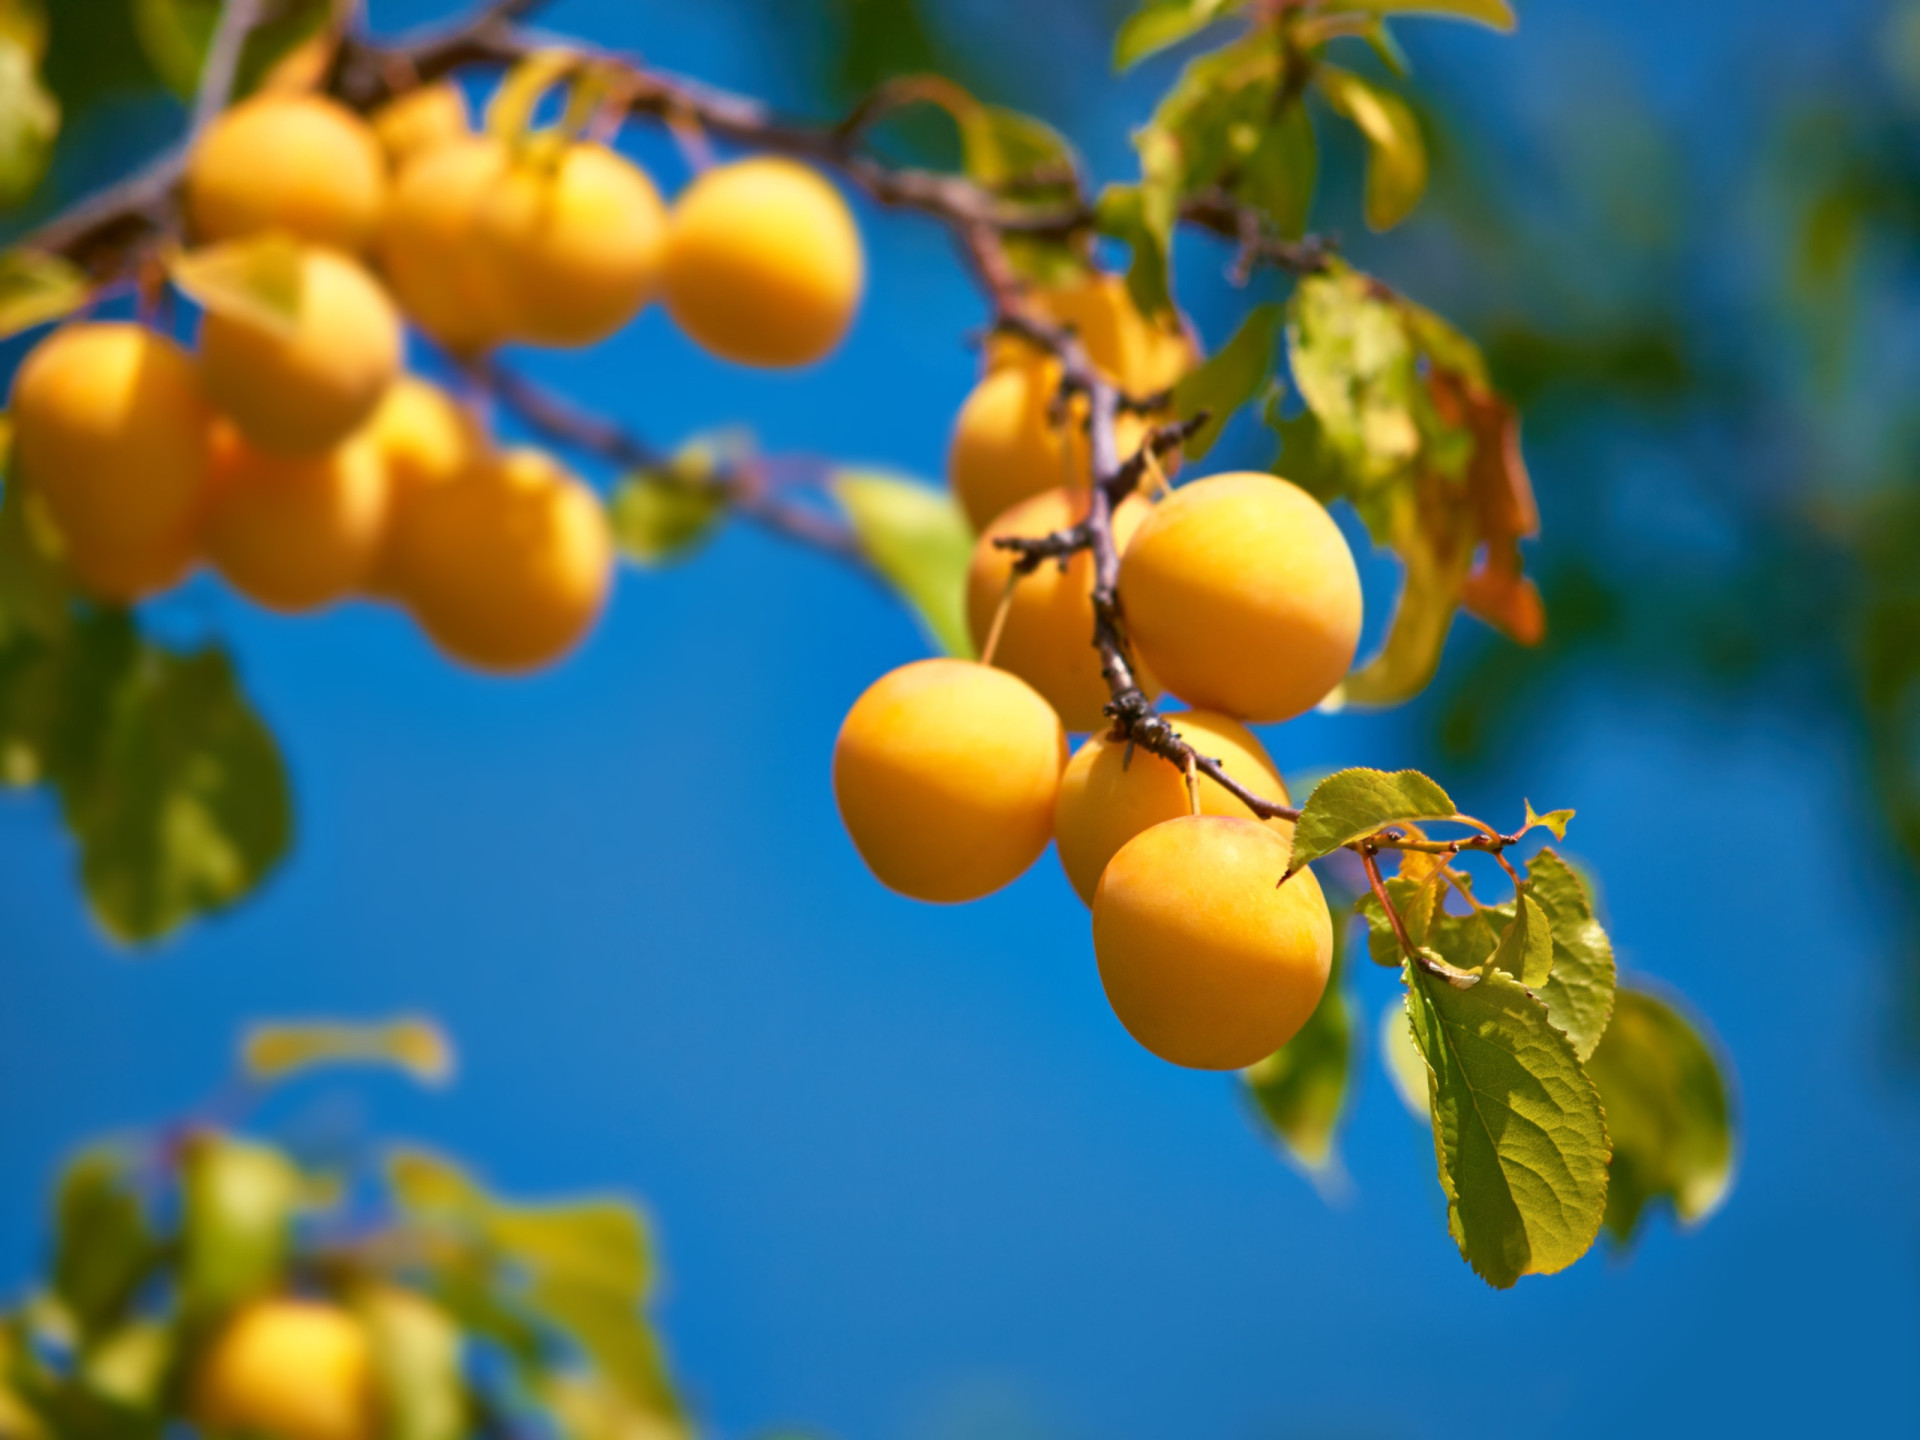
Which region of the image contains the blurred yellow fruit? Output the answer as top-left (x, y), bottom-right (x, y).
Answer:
top-left (9, 323), bottom-right (212, 601)
top-left (947, 350), bottom-right (1154, 534)
top-left (1033, 271), bottom-right (1196, 395)
top-left (201, 247), bottom-right (403, 458)
top-left (964, 486), bottom-right (1158, 730)
top-left (380, 136), bottom-right (516, 354)
top-left (1118, 473), bottom-right (1362, 722)
top-left (833, 658), bottom-right (1066, 903)
top-left (1053, 710), bottom-right (1292, 905)
top-left (663, 157), bottom-right (863, 367)
top-left (476, 141), bottom-right (669, 347)
top-left (1092, 815), bottom-right (1332, 1069)
top-left (203, 423), bottom-right (389, 614)
top-left (186, 94), bottom-right (387, 254)
top-left (371, 82), bottom-right (471, 170)
top-left (361, 378), bottom-right (485, 597)
top-left (386, 447), bottom-right (612, 673)
top-left (192, 1298), bottom-right (375, 1440)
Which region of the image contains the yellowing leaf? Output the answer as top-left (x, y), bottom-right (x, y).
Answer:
top-left (167, 235), bottom-right (303, 336)
top-left (1522, 799), bottom-right (1574, 840)
top-left (1316, 67), bottom-right (1428, 232)
top-left (1345, 0), bottom-right (1516, 31)
top-left (242, 1017), bottom-right (455, 1085)
top-left (1171, 302), bottom-right (1283, 459)
top-left (1112, 0), bottom-right (1243, 71)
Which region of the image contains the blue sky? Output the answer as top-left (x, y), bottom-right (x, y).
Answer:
top-left (3, 2), bottom-right (1918, 1436)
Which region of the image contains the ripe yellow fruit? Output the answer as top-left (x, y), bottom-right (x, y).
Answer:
top-left (201, 247), bottom-right (403, 458)
top-left (833, 658), bottom-right (1067, 903)
top-left (663, 157), bottom-right (863, 367)
top-left (371, 82), bottom-right (471, 170)
top-left (386, 447), bottom-right (612, 673)
top-left (1093, 815), bottom-right (1332, 1070)
top-left (9, 323), bottom-right (212, 601)
top-left (475, 141), bottom-right (669, 347)
top-left (192, 1298), bottom-right (375, 1440)
top-left (947, 351), bottom-right (1154, 533)
top-left (1119, 473), bottom-right (1362, 722)
top-left (1053, 710), bottom-right (1292, 905)
top-left (360, 378), bottom-right (484, 597)
top-left (1033, 271), bottom-right (1196, 395)
top-left (964, 486), bottom-right (1158, 730)
top-left (380, 136), bottom-right (516, 354)
top-left (203, 424), bottom-right (389, 613)
top-left (185, 94), bottom-right (387, 254)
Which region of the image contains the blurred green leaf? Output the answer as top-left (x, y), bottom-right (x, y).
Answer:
top-left (832, 472), bottom-right (974, 657)
top-left (386, 1148), bottom-right (487, 1220)
top-left (1240, 99), bottom-right (1316, 240)
top-left (1316, 66), bottom-right (1427, 232)
top-left (1285, 767), bottom-right (1456, 874)
top-left (1404, 963), bottom-right (1610, 1288)
top-left (0, 31), bottom-right (56, 207)
top-left (1112, 0), bottom-right (1243, 72)
top-left (166, 235), bottom-right (302, 338)
top-left (489, 1201), bottom-right (652, 1304)
top-left (1337, 494), bottom-right (1469, 706)
top-left (1092, 182), bottom-right (1172, 320)
top-left (1286, 265), bottom-right (1420, 496)
top-left (180, 1135), bottom-right (300, 1322)
top-left (1343, 0), bottom-right (1515, 30)
top-left (70, 645), bottom-right (291, 944)
top-left (1378, 1001), bottom-right (1430, 1121)
top-left (1171, 301), bottom-right (1283, 459)
top-left (79, 1321), bottom-right (170, 1411)
top-left (0, 251), bottom-right (90, 342)
top-left (0, 609), bottom-right (136, 793)
top-left (0, 473), bottom-right (71, 645)
top-left (1585, 986), bottom-right (1736, 1245)
top-left (241, 1017), bottom-right (454, 1086)
top-left (530, 1280), bottom-right (678, 1419)
top-left (1244, 927), bottom-right (1352, 1169)
top-left (50, 1150), bottom-right (154, 1341)
top-left (608, 469), bottom-right (728, 568)
top-left (1486, 890), bottom-right (1552, 988)
top-left (130, 0), bottom-right (332, 99)
top-left (542, 1373), bottom-right (689, 1440)
top-left (956, 104), bottom-right (1072, 189)
top-left (359, 1287), bottom-right (466, 1440)
top-left (1526, 850), bottom-right (1617, 1061)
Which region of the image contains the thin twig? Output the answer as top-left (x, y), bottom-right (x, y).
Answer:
top-left (191, 0), bottom-right (265, 137)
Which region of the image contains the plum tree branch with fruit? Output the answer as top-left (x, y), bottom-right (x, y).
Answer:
top-left (0, 0), bottom-right (1738, 1298)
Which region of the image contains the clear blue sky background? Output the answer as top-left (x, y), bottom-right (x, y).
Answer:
top-left (4, 2), bottom-right (1918, 1437)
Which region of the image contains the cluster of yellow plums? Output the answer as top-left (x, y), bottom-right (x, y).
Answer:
top-left (837, 285), bottom-right (1367, 1071)
top-left (8, 79), bottom-right (865, 671)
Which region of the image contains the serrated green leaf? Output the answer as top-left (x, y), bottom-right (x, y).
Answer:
top-left (1522, 799), bottom-right (1573, 840)
top-left (50, 1150), bottom-right (154, 1341)
top-left (1525, 850), bottom-right (1617, 1061)
top-left (180, 1135), bottom-right (300, 1322)
top-left (1403, 964), bottom-right (1610, 1288)
top-left (358, 1287), bottom-right (466, 1440)
top-left (489, 1201), bottom-right (652, 1304)
top-left (1286, 265), bottom-right (1419, 493)
top-left (1487, 890), bottom-right (1553, 988)
top-left (167, 235), bottom-right (303, 337)
top-left (1316, 67), bottom-right (1428, 232)
top-left (832, 472), bottom-right (974, 657)
top-left (1244, 924), bottom-right (1351, 1169)
top-left (1379, 1002), bottom-right (1430, 1121)
top-left (1343, 0), bottom-right (1516, 30)
top-left (70, 645), bottom-right (291, 944)
top-left (1112, 0), bottom-right (1241, 71)
top-left (1285, 767), bottom-right (1455, 874)
top-left (1239, 98), bottom-right (1316, 240)
top-left (1170, 303), bottom-right (1282, 460)
top-left (1585, 986), bottom-right (1735, 1246)
top-left (0, 250), bottom-right (88, 341)
top-left (241, 1017), bottom-right (454, 1086)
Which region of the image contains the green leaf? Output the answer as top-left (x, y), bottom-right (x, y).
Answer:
top-left (0, 609), bottom-right (137, 793)
top-left (180, 1135), bottom-right (301, 1322)
top-left (1243, 924), bottom-right (1351, 1169)
top-left (1092, 183), bottom-right (1172, 320)
top-left (1170, 302), bottom-right (1282, 460)
top-left (1285, 767), bottom-right (1455, 874)
top-left (528, 1279), bottom-right (678, 1417)
top-left (489, 1200), bottom-right (652, 1304)
top-left (0, 474), bottom-right (70, 644)
top-left (130, 0), bottom-right (332, 99)
top-left (1525, 850), bottom-right (1618, 1061)
top-left (166, 235), bottom-right (303, 337)
top-left (956, 104), bottom-right (1073, 188)
top-left (79, 1321), bottom-right (171, 1411)
top-left (1315, 67), bottom-right (1428, 232)
top-left (386, 1148), bottom-right (487, 1219)
top-left (1238, 98), bottom-right (1316, 241)
top-left (241, 1017), bottom-right (454, 1086)
top-left (608, 468), bottom-right (728, 567)
top-left (1336, 497), bottom-right (1469, 706)
top-left (1112, 0), bottom-right (1240, 71)
top-left (541, 1373), bottom-right (690, 1440)
top-left (50, 1149), bottom-right (154, 1340)
top-left (1343, 0), bottom-right (1516, 30)
top-left (0, 33), bottom-right (56, 207)
top-left (1403, 964), bottom-right (1610, 1288)
top-left (1522, 799), bottom-right (1574, 840)
top-left (1585, 986), bottom-right (1735, 1246)
top-left (1285, 265), bottom-right (1420, 493)
top-left (832, 472), bottom-right (974, 658)
top-left (1487, 890), bottom-right (1552, 989)
top-left (68, 645), bottom-right (290, 944)
top-left (358, 1287), bottom-right (466, 1440)
top-left (0, 250), bottom-right (88, 341)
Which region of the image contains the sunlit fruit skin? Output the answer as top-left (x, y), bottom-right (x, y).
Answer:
top-left (947, 351), bottom-right (1154, 534)
top-left (360, 378), bottom-right (484, 598)
top-left (386, 447), bottom-right (612, 673)
top-left (191, 1298), bottom-right (375, 1440)
top-left (1054, 711), bottom-right (1292, 906)
top-left (371, 82), bottom-right (470, 170)
top-left (964, 486), bottom-right (1158, 730)
top-left (380, 136), bottom-right (516, 354)
top-left (9, 323), bottom-right (213, 601)
top-left (185, 94), bottom-right (388, 254)
top-left (203, 424), bottom-right (389, 614)
top-left (833, 658), bottom-right (1067, 903)
top-left (1092, 815), bottom-right (1332, 1070)
top-left (200, 247), bottom-right (403, 459)
top-left (1118, 473), bottom-right (1362, 722)
top-left (1033, 271), bottom-right (1197, 394)
top-left (662, 157), bottom-right (864, 368)
top-left (476, 141), bottom-right (669, 348)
